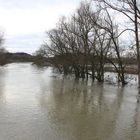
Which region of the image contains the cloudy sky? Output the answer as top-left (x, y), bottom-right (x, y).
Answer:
top-left (0, 0), bottom-right (81, 54)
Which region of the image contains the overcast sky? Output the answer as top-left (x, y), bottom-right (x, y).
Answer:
top-left (0, 0), bottom-right (81, 53)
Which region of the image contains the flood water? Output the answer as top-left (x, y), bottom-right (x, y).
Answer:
top-left (0, 63), bottom-right (140, 140)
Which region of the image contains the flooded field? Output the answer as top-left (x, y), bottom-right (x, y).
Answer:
top-left (0, 63), bottom-right (140, 140)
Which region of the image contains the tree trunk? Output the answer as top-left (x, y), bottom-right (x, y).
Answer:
top-left (134, 0), bottom-right (140, 91)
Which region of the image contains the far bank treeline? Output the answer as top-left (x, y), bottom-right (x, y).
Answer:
top-left (35, 1), bottom-right (140, 86)
top-left (0, 51), bottom-right (34, 65)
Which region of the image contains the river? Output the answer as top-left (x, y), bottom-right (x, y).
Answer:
top-left (0, 63), bottom-right (140, 140)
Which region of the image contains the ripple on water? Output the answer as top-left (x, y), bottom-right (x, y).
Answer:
top-left (0, 63), bottom-right (139, 140)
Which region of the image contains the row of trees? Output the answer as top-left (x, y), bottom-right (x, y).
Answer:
top-left (36, 0), bottom-right (140, 86)
top-left (96, 0), bottom-right (140, 86)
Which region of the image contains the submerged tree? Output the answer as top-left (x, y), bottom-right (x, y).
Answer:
top-left (94, 0), bottom-right (140, 86)
top-left (35, 0), bottom-right (138, 86)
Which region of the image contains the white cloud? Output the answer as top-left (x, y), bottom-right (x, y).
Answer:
top-left (4, 33), bottom-right (45, 54)
top-left (0, 3), bottom-right (78, 35)
top-left (0, 0), bottom-right (81, 53)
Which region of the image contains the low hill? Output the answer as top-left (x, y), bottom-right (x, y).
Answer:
top-left (5, 52), bottom-right (34, 62)
top-left (0, 52), bottom-right (34, 65)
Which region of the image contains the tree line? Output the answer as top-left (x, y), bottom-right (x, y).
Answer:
top-left (36, 0), bottom-right (140, 87)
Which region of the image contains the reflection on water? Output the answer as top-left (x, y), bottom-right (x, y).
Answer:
top-left (0, 63), bottom-right (140, 140)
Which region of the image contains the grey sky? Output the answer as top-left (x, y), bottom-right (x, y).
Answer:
top-left (0, 0), bottom-right (81, 54)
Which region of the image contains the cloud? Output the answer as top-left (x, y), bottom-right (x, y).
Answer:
top-left (0, 3), bottom-right (79, 34)
top-left (0, 0), bottom-right (81, 53)
top-left (5, 32), bottom-right (45, 53)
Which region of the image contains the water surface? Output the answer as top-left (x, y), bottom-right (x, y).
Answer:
top-left (0, 63), bottom-right (140, 140)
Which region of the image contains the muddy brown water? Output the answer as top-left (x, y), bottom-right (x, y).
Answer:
top-left (0, 63), bottom-right (140, 140)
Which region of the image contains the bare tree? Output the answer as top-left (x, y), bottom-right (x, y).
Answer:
top-left (37, 0), bottom-right (137, 86)
top-left (94, 29), bottom-right (111, 82)
top-left (94, 0), bottom-right (140, 86)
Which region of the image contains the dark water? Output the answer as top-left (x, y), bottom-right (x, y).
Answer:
top-left (0, 63), bottom-right (140, 140)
